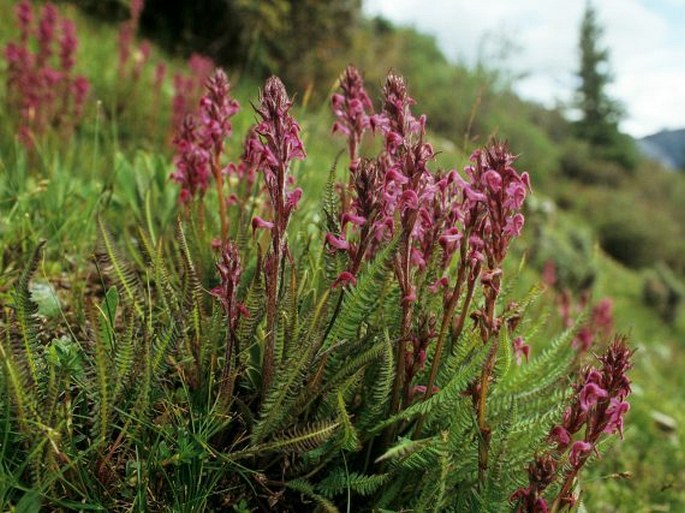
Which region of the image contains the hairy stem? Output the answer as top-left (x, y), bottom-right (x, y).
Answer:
top-left (213, 151), bottom-right (228, 241)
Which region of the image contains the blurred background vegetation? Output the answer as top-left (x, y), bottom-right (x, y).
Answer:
top-left (2, 0), bottom-right (684, 510)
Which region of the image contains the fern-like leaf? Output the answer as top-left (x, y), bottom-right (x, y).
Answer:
top-left (324, 236), bottom-right (399, 349)
top-left (246, 420), bottom-right (341, 456)
top-left (374, 339), bottom-right (491, 433)
top-left (95, 218), bottom-right (144, 318)
top-left (12, 240), bottom-right (46, 403)
top-left (317, 468), bottom-right (389, 498)
top-left (287, 479), bottom-right (340, 513)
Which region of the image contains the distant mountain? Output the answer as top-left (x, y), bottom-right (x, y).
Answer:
top-left (638, 129), bottom-right (685, 170)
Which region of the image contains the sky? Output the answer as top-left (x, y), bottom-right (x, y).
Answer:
top-left (363, 0), bottom-right (685, 138)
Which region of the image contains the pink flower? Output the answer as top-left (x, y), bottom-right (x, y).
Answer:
top-left (402, 287), bottom-right (417, 304)
top-left (572, 326), bottom-right (594, 352)
top-left (549, 425), bottom-right (571, 448)
top-left (411, 384), bottom-right (439, 399)
top-left (513, 336), bottom-right (531, 365)
top-left (428, 276), bottom-right (449, 294)
top-left (504, 181), bottom-right (527, 210)
top-left (569, 440), bottom-right (593, 467)
top-left (332, 271), bottom-right (357, 288)
top-left (385, 167), bottom-right (409, 185)
top-left (341, 212), bottom-right (366, 227)
top-left (603, 398), bottom-right (630, 438)
top-left (463, 185), bottom-right (487, 204)
top-left (251, 216), bottom-right (274, 232)
top-left (482, 169), bottom-right (502, 191)
top-left (326, 232), bottom-right (350, 251)
top-left (286, 187), bottom-right (303, 212)
top-left (438, 227), bottom-right (462, 248)
top-left (503, 213), bottom-right (525, 238)
top-left (399, 190), bottom-right (419, 210)
top-left (578, 382), bottom-right (609, 412)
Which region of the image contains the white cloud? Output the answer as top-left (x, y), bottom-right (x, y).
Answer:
top-left (363, 0), bottom-right (685, 137)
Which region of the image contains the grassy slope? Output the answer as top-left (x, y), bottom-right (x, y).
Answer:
top-left (1, 2), bottom-right (684, 511)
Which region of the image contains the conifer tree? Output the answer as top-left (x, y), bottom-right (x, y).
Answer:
top-left (574, 2), bottom-right (622, 146)
top-left (574, 2), bottom-right (637, 169)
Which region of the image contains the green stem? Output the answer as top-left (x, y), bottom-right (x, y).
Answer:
top-left (476, 276), bottom-right (500, 486)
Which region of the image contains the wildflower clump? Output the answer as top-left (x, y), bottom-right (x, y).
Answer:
top-left (4, 0), bottom-right (89, 145)
top-left (171, 68), bottom-right (240, 238)
top-left (2, 60), bottom-right (634, 513)
top-left (512, 336), bottom-right (633, 512)
top-left (247, 76), bottom-right (305, 392)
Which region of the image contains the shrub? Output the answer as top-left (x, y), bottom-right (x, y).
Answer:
top-left (1, 66), bottom-right (632, 512)
top-left (643, 263), bottom-right (684, 325)
top-left (560, 138), bottom-right (625, 186)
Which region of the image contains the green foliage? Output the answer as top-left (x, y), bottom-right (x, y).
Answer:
top-left (643, 263), bottom-right (684, 325)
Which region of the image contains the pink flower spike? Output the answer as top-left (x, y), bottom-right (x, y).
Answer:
top-left (251, 216), bottom-right (274, 234)
top-left (325, 232), bottom-right (350, 251)
top-left (332, 271), bottom-right (357, 288)
top-left (569, 440), bottom-right (593, 467)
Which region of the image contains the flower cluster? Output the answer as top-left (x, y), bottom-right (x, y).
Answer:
top-left (556, 288), bottom-right (615, 354)
top-left (327, 71), bottom-right (438, 287)
top-left (512, 336), bottom-right (632, 512)
top-left (510, 455), bottom-right (556, 513)
top-left (245, 76), bottom-right (306, 393)
top-left (551, 336), bottom-right (632, 450)
top-left (171, 69), bottom-right (240, 207)
top-left (331, 65), bottom-right (374, 169)
top-left (117, 0), bottom-right (147, 80)
top-left (327, 68), bottom-right (532, 420)
top-left (4, 0), bottom-right (90, 145)
top-left (248, 76), bottom-right (306, 250)
top-left (461, 144), bottom-right (530, 270)
top-left (171, 54), bottom-right (215, 133)
top-left (211, 240), bottom-right (245, 330)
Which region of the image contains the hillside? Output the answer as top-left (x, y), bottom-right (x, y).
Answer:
top-left (639, 128), bottom-right (685, 170)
